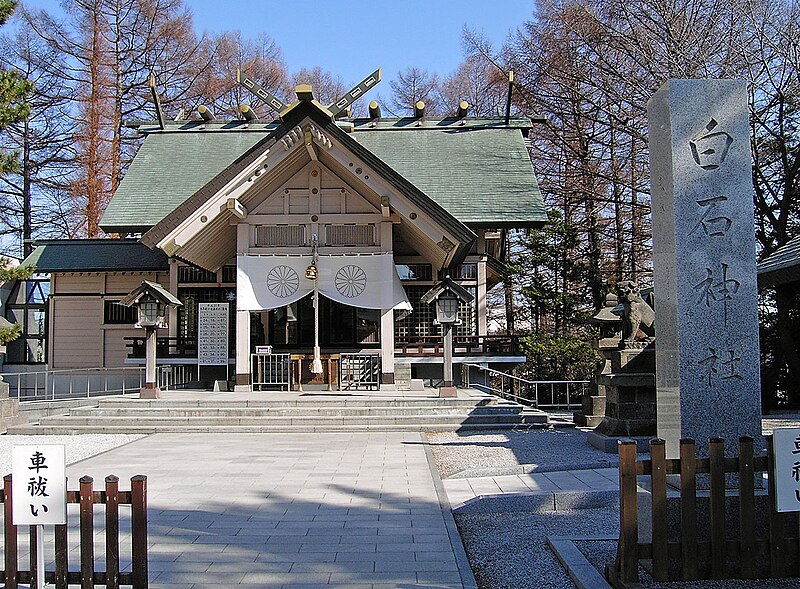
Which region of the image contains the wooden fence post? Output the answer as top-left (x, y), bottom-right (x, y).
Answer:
top-left (738, 437), bottom-right (755, 579)
top-left (29, 525), bottom-right (38, 587)
top-left (709, 438), bottom-right (726, 579)
top-left (105, 475), bottom-right (120, 589)
top-left (131, 475), bottom-right (148, 589)
top-left (55, 482), bottom-right (68, 589)
top-left (650, 438), bottom-right (668, 581)
top-left (79, 476), bottom-right (94, 589)
top-left (679, 439), bottom-right (698, 580)
top-left (4, 474), bottom-right (17, 589)
top-left (615, 440), bottom-right (639, 584)
top-left (767, 435), bottom-right (786, 577)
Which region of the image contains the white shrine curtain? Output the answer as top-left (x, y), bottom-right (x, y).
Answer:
top-left (236, 253), bottom-right (411, 312)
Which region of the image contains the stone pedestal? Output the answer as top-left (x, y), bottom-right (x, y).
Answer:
top-left (0, 379), bottom-right (23, 433)
top-left (588, 345), bottom-right (657, 453)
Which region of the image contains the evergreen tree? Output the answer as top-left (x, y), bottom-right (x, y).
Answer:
top-left (0, 0), bottom-right (32, 176)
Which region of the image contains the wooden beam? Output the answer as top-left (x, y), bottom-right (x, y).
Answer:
top-left (456, 101), bottom-right (469, 119)
top-left (239, 104), bottom-right (257, 121)
top-left (304, 128), bottom-right (318, 161)
top-left (149, 74), bottom-right (165, 130)
top-left (198, 105), bottom-right (214, 121)
top-left (237, 68), bottom-right (288, 112)
top-left (504, 70), bottom-right (514, 125)
top-left (368, 100), bottom-right (381, 119)
top-left (380, 196), bottom-right (390, 218)
top-left (295, 84), bottom-right (314, 101)
top-left (226, 198), bottom-right (247, 220)
top-left (329, 67), bottom-right (382, 117)
top-left (414, 100), bottom-right (426, 119)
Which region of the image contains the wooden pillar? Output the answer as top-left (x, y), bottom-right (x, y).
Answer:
top-left (439, 324), bottom-right (457, 397)
top-left (380, 308), bottom-right (394, 384)
top-left (139, 328), bottom-right (160, 399)
top-left (234, 309), bottom-right (251, 390)
top-left (477, 257), bottom-right (487, 336)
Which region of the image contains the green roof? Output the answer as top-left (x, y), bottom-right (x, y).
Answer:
top-left (101, 131), bottom-right (266, 233)
top-left (101, 117), bottom-right (546, 233)
top-left (352, 128), bottom-right (545, 225)
top-left (23, 240), bottom-right (169, 272)
top-left (758, 237), bottom-right (800, 287)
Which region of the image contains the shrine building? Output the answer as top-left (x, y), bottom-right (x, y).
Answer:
top-left (6, 73), bottom-right (546, 391)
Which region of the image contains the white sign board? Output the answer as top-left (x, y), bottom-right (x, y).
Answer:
top-left (773, 427), bottom-right (800, 512)
top-left (197, 302), bottom-right (229, 366)
top-left (12, 445), bottom-right (67, 525)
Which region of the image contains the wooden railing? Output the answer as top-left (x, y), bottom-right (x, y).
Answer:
top-left (2, 474), bottom-right (148, 588)
top-left (607, 436), bottom-right (795, 587)
top-left (395, 335), bottom-right (522, 357)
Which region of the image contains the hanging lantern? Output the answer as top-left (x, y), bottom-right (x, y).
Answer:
top-left (136, 298), bottom-right (167, 328)
top-left (435, 291), bottom-right (460, 324)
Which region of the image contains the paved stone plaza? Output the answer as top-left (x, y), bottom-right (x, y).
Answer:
top-left (65, 432), bottom-right (475, 589)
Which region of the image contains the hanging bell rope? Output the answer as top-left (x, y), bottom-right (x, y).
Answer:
top-left (310, 234), bottom-right (323, 374)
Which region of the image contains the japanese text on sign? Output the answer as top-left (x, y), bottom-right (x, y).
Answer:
top-left (11, 445), bottom-right (67, 525)
top-left (197, 302), bottom-right (229, 366)
top-left (772, 428), bottom-right (800, 512)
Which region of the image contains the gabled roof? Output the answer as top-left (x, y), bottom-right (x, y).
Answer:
top-left (758, 237), bottom-right (800, 288)
top-left (140, 101), bottom-right (478, 267)
top-left (22, 239), bottom-right (169, 273)
top-left (101, 111), bottom-right (546, 234)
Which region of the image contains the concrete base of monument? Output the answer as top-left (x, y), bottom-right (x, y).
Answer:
top-left (586, 430), bottom-right (654, 453)
top-left (139, 386), bottom-right (161, 399)
top-left (233, 384), bottom-right (252, 392)
top-left (0, 380), bottom-right (24, 433)
top-left (439, 386), bottom-right (458, 398)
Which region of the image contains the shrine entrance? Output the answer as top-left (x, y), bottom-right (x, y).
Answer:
top-left (249, 294), bottom-right (381, 390)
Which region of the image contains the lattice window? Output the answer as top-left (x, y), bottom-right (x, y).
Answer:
top-left (178, 265), bottom-right (216, 283)
top-left (325, 224), bottom-right (375, 246)
top-left (255, 225), bottom-right (306, 247)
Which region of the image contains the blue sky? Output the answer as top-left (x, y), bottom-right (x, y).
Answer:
top-left (23, 0), bottom-right (535, 87)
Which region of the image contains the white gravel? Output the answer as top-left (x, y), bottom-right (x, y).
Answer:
top-left (455, 507), bottom-right (619, 589)
top-left (427, 428), bottom-right (618, 479)
top-left (0, 434), bottom-right (145, 476)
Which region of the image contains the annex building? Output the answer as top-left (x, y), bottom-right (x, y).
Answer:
top-left (5, 78), bottom-right (546, 392)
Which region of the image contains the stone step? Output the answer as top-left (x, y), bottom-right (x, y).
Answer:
top-left (8, 420), bottom-right (549, 435)
top-left (34, 413), bottom-right (533, 427)
top-left (92, 397), bottom-right (505, 409)
top-left (65, 405), bottom-right (523, 418)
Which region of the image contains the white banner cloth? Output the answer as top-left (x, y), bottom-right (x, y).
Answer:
top-left (237, 253), bottom-right (411, 312)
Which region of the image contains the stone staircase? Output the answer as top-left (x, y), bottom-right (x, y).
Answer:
top-left (9, 396), bottom-right (549, 434)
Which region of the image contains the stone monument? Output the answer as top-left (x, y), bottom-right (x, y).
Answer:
top-left (649, 79), bottom-right (762, 458)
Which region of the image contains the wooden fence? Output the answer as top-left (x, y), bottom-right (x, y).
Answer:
top-left (1, 474), bottom-right (148, 589)
top-left (606, 436), bottom-right (800, 587)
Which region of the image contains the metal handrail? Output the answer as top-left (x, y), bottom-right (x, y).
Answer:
top-left (463, 363), bottom-right (589, 410)
top-left (1, 365), bottom-right (196, 402)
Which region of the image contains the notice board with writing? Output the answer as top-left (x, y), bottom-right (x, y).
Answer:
top-left (198, 302), bottom-right (229, 366)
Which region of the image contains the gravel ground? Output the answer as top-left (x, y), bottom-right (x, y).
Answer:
top-left (427, 428), bottom-right (618, 479)
top-left (0, 434), bottom-right (145, 476)
top-left (455, 507), bottom-right (619, 589)
top-left (576, 540), bottom-right (800, 588)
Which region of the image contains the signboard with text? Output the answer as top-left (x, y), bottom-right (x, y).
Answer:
top-left (197, 302), bottom-right (229, 366)
top-left (773, 427), bottom-right (800, 512)
top-left (12, 445), bottom-right (67, 525)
